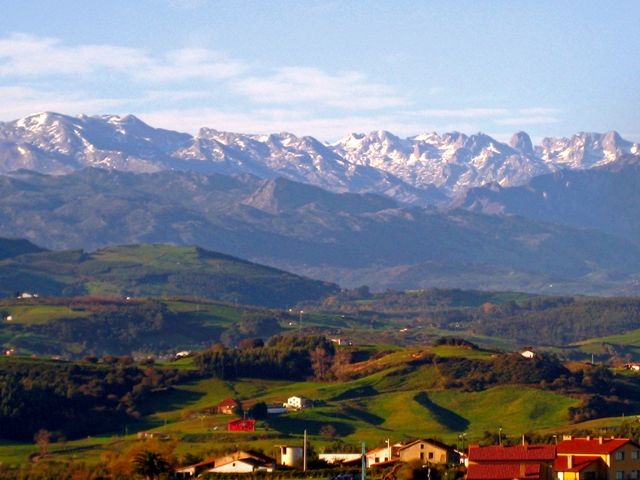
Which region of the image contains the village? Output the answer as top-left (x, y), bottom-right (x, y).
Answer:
top-left (157, 394), bottom-right (640, 480)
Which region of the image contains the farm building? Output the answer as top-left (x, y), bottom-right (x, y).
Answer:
top-left (227, 419), bottom-right (256, 432)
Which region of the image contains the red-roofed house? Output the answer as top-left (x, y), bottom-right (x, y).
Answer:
top-left (468, 445), bottom-right (556, 480)
top-left (468, 463), bottom-right (542, 480)
top-left (217, 398), bottom-right (241, 415)
top-left (554, 455), bottom-right (606, 480)
top-left (228, 418), bottom-right (256, 432)
top-left (557, 436), bottom-right (640, 480)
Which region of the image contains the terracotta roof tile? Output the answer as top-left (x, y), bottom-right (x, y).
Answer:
top-left (554, 456), bottom-right (601, 472)
top-left (557, 438), bottom-right (633, 455)
top-left (469, 445), bottom-right (556, 462)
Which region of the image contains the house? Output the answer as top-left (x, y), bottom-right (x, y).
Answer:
top-left (174, 456), bottom-right (217, 478)
top-left (283, 396), bottom-right (312, 410)
top-left (319, 453), bottom-right (362, 465)
top-left (554, 454), bottom-right (606, 480)
top-left (521, 350), bottom-right (537, 359)
top-left (5, 315), bottom-right (12, 322)
top-left (624, 364), bottom-right (640, 372)
top-left (330, 337), bottom-right (351, 346)
top-left (467, 444), bottom-right (556, 480)
top-left (16, 292), bottom-right (38, 299)
top-left (557, 436), bottom-right (640, 480)
top-left (174, 351), bottom-right (192, 359)
top-left (467, 463), bottom-right (545, 480)
top-left (366, 443), bottom-right (403, 467)
top-left (398, 439), bottom-right (459, 465)
top-left (278, 445), bottom-right (304, 468)
top-left (177, 451), bottom-right (276, 476)
top-left (217, 398), bottom-right (241, 415)
top-left (227, 419), bottom-right (256, 432)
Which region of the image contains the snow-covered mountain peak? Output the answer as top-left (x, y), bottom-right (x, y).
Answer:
top-left (0, 112), bottom-right (636, 205)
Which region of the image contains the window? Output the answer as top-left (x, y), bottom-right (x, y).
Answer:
top-left (631, 471), bottom-right (639, 480)
top-left (429, 452), bottom-right (434, 460)
top-left (420, 453), bottom-right (424, 460)
top-left (632, 451), bottom-right (639, 460)
top-left (616, 451), bottom-right (625, 461)
top-left (616, 471), bottom-right (624, 480)
top-left (421, 444), bottom-right (424, 449)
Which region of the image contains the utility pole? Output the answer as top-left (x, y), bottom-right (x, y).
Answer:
top-left (361, 442), bottom-right (366, 480)
top-left (498, 427), bottom-right (503, 445)
top-left (303, 429), bottom-right (307, 472)
top-left (386, 438), bottom-right (391, 462)
top-left (299, 310), bottom-right (304, 332)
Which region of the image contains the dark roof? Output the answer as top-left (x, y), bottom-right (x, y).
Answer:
top-left (467, 463), bottom-right (542, 480)
top-left (557, 438), bottom-right (634, 455)
top-left (218, 398), bottom-right (239, 407)
top-left (554, 456), bottom-right (602, 472)
top-left (468, 445), bottom-right (556, 462)
top-left (399, 438), bottom-right (455, 452)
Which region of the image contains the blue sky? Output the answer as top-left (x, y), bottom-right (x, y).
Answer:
top-left (0, 0), bottom-right (638, 142)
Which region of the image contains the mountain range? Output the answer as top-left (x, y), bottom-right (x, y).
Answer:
top-left (2, 168), bottom-right (640, 295)
top-left (1, 112), bottom-right (638, 204)
top-left (2, 111), bottom-right (640, 295)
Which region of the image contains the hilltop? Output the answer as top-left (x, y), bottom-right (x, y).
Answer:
top-left (0, 242), bottom-right (338, 308)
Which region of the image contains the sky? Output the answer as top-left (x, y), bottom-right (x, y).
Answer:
top-left (0, 0), bottom-right (638, 142)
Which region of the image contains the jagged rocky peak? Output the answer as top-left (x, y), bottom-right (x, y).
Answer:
top-left (509, 131), bottom-right (534, 155)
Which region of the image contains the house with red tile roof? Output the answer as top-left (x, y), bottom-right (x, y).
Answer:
top-left (554, 454), bottom-right (606, 480)
top-left (468, 463), bottom-right (543, 480)
top-left (217, 398), bottom-right (241, 415)
top-left (467, 445), bottom-right (556, 480)
top-left (227, 418), bottom-right (256, 432)
top-left (557, 436), bottom-right (640, 480)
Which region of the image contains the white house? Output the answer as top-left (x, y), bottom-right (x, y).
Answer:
top-left (520, 349), bottom-right (536, 359)
top-left (210, 458), bottom-right (273, 473)
top-left (199, 451), bottom-right (276, 475)
top-left (16, 292), bottom-right (38, 299)
top-left (319, 453), bottom-right (362, 464)
top-left (283, 396), bottom-right (312, 410)
top-left (277, 445), bottom-right (303, 468)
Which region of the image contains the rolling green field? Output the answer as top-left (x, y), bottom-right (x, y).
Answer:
top-left (0, 345), bottom-right (586, 467)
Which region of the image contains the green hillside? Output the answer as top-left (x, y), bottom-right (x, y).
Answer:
top-left (0, 243), bottom-right (338, 307)
top-left (0, 346), bottom-right (587, 467)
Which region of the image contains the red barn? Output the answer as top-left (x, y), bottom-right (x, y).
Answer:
top-left (228, 419), bottom-right (256, 432)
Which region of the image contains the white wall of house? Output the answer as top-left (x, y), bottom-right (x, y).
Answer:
top-left (211, 460), bottom-right (255, 473)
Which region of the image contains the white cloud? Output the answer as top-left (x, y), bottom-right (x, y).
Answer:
top-left (233, 67), bottom-right (407, 110)
top-left (0, 86), bottom-right (126, 120)
top-left (0, 33), bottom-right (243, 82)
top-left (0, 34), bottom-right (146, 76)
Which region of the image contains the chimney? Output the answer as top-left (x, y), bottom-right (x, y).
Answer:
top-left (563, 435), bottom-right (573, 441)
top-left (599, 437), bottom-right (603, 445)
top-left (586, 435), bottom-right (591, 441)
top-left (568, 456), bottom-right (573, 469)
